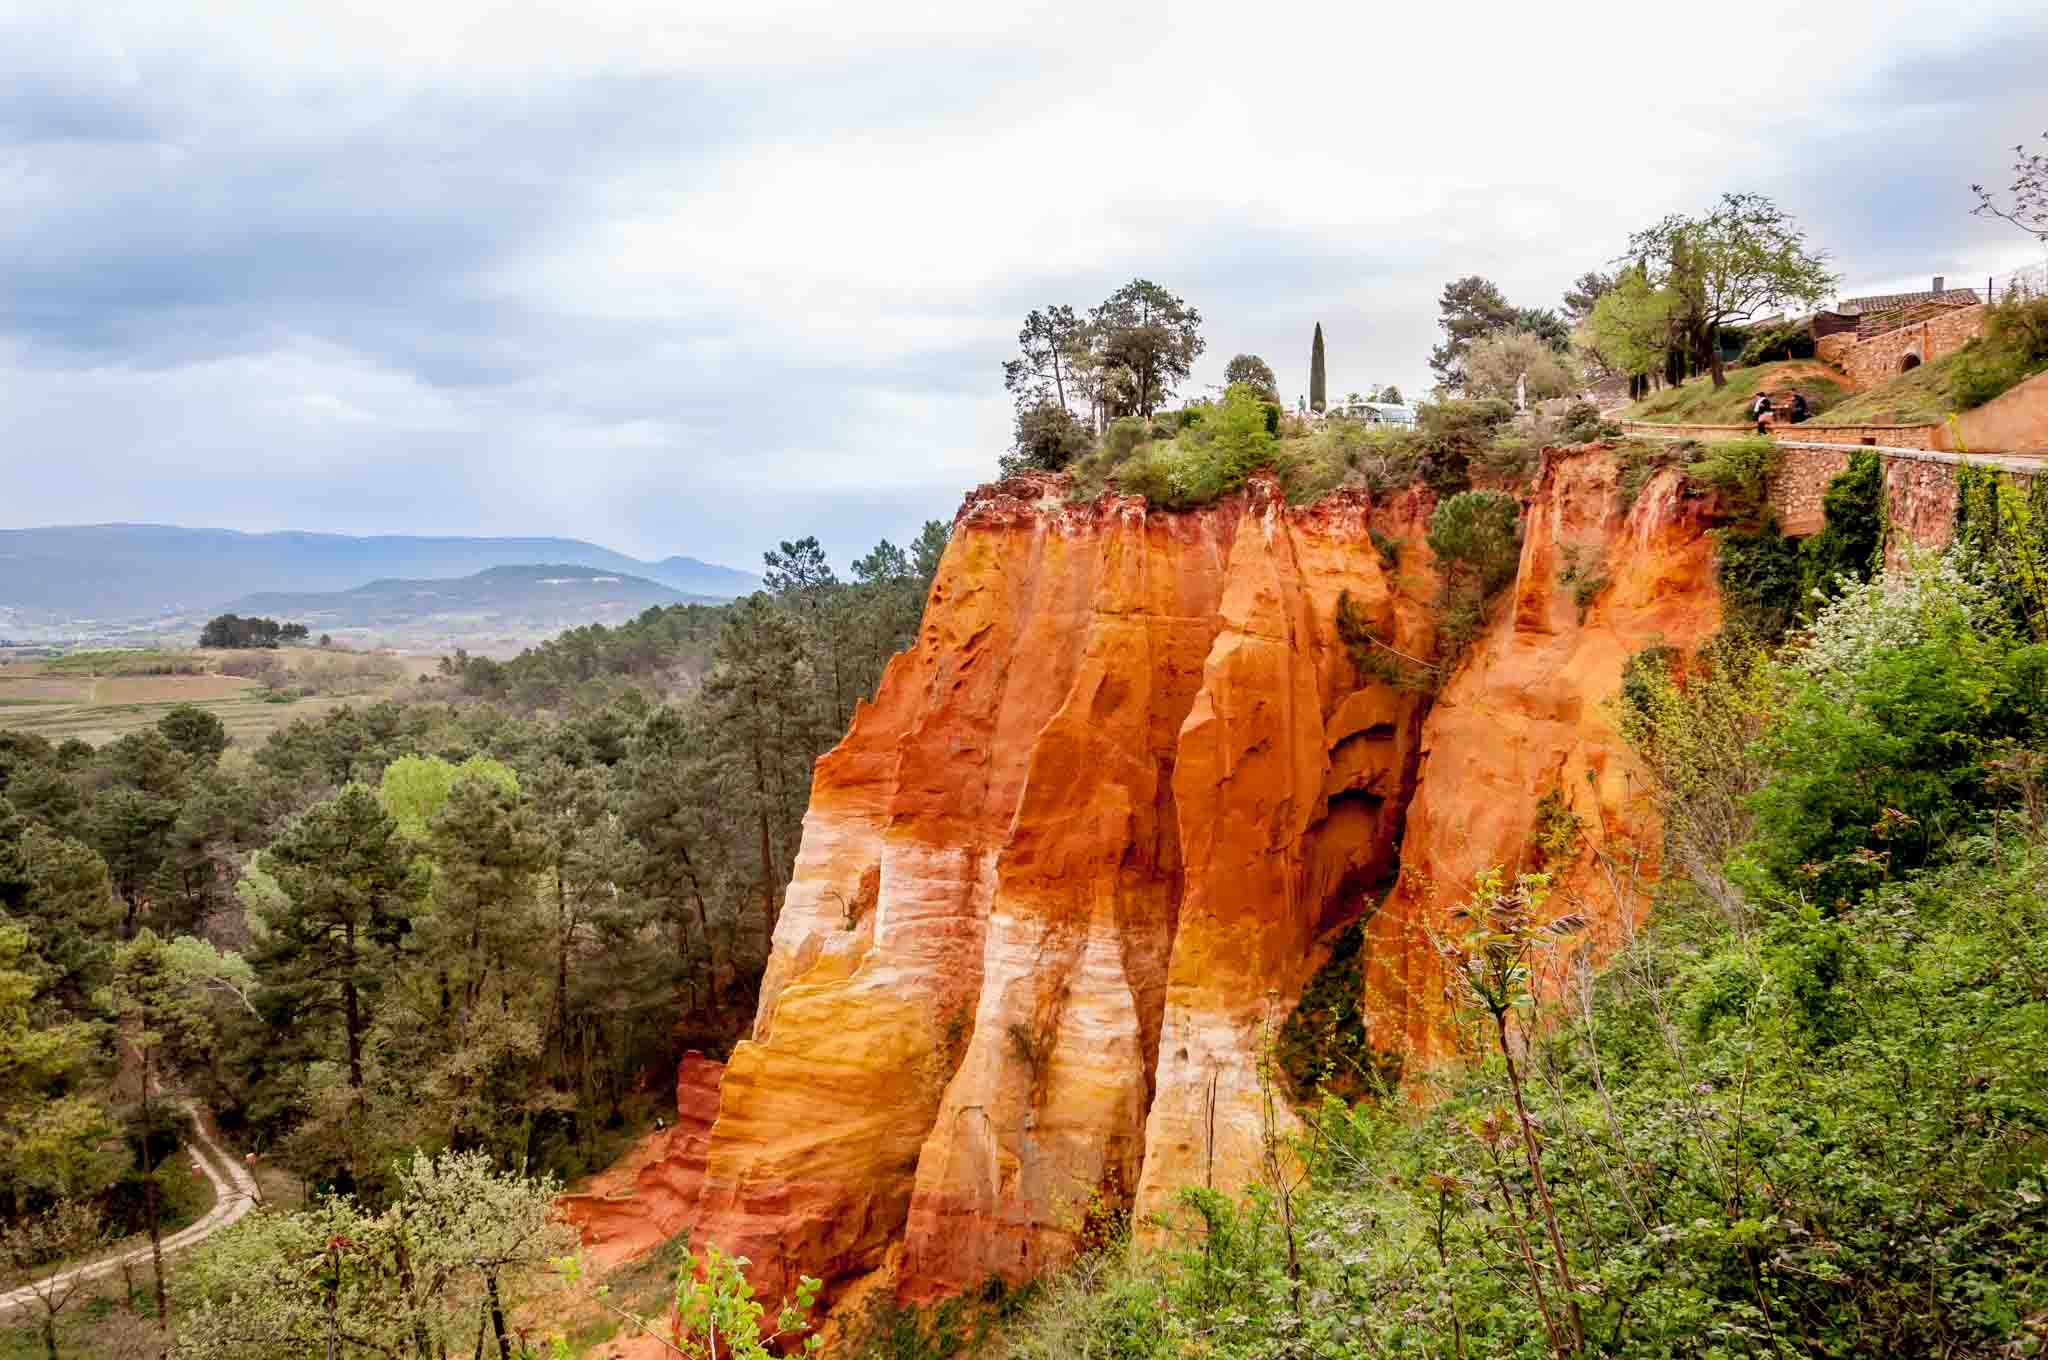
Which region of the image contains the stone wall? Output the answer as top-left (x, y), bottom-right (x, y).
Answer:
top-left (1823, 304), bottom-right (1987, 388)
top-left (1881, 453), bottom-right (1963, 565)
top-left (1768, 445), bottom-right (1852, 535)
top-left (1619, 420), bottom-right (1940, 450)
top-left (1940, 367), bottom-right (2048, 453)
top-left (1789, 423), bottom-right (1941, 450)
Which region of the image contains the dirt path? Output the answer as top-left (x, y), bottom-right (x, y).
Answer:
top-left (0, 1101), bottom-right (260, 1317)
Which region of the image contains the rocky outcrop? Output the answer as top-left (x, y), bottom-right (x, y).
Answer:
top-left (562, 448), bottom-right (1724, 1309)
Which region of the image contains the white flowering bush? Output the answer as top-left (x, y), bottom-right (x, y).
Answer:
top-left (1788, 549), bottom-right (1998, 704)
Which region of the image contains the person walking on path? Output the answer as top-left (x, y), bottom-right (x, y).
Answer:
top-left (1753, 391), bottom-right (1774, 435)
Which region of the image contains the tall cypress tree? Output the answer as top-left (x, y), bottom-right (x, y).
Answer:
top-left (1309, 323), bottom-right (1327, 412)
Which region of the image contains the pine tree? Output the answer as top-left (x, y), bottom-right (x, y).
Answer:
top-left (252, 784), bottom-right (425, 1192)
top-left (1310, 322), bottom-right (1327, 413)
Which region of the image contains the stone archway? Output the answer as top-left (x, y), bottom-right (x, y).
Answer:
top-left (1900, 351), bottom-right (1922, 372)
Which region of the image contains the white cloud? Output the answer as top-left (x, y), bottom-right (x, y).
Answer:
top-left (2, 0), bottom-right (2047, 567)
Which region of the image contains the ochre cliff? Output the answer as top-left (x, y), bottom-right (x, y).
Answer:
top-left (563, 447), bottom-right (1722, 1312)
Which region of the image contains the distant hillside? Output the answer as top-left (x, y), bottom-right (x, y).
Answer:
top-left (222, 564), bottom-right (709, 639)
top-left (0, 523), bottom-right (759, 626)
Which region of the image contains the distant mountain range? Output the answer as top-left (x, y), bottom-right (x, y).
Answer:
top-left (0, 523), bottom-right (761, 629)
top-left (223, 564), bottom-right (712, 639)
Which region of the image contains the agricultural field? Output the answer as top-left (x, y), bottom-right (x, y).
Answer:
top-left (0, 647), bottom-right (442, 748)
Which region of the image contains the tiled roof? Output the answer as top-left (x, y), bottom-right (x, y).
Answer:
top-left (1835, 288), bottom-right (1981, 315)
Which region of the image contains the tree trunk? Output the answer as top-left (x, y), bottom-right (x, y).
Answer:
top-left (42, 1315), bottom-right (57, 1360)
top-left (485, 1273), bottom-right (513, 1360)
top-left (138, 1050), bottom-right (168, 1327)
top-left (1708, 321), bottom-right (1727, 387)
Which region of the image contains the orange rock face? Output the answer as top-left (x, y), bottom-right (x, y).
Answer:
top-left (566, 449), bottom-right (1723, 1309)
top-left (1365, 451), bottom-right (1721, 1063)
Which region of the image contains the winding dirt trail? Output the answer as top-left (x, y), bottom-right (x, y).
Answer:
top-left (0, 1102), bottom-right (260, 1317)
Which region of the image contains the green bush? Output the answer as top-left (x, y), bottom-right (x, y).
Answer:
top-left (1111, 384), bottom-right (1276, 509)
top-left (1414, 398), bottom-right (1513, 495)
top-left (1797, 448), bottom-right (1883, 606)
top-left (1714, 516), bottom-right (1803, 640)
top-left (1953, 294), bottom-right (2048, 409)
top-left (1427, 490), bottom-right (1523, 596)
top-left (1684, 435), bottom-right (1780, 519)
top-left (1001, 401), bottom-right (1094, 475)
top-left (1103, 415), bottom-right (1149, 459)
top-left (1555, 399), bottom-right (1620, 444)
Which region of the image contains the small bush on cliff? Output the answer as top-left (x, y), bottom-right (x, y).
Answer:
top-left (1426, 489), bottom-right (1523, 655)
top-left (1112, 383), bottom-right (1277, 509)
top-left (1714, 515), bottom-right (1804, 639)
top-left (1797, 447), bottom-right (1884, 605)
top-left (1684, 434), bottom-right (1780, 520)
top-left (1275, 919), bottom-right (1399, 1103)
top-left (1002, 400), bottom-right (1095, 475)
top-left (1414, 398), bottom-right (1513, 495)
top-left (1555, 398), bottom-right (1621, 443)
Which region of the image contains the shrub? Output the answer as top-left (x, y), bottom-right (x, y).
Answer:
top-left (1275, 920), bottom-right (1398, 1102)
top-left (1427, 490), bottom-right (1523, 597)
top-left (1953, 294), bottom-right (2048, 409)
top-left (1414, 398), bottom-right (1513, 495)
top-left (1555, 544), bottom-right (1609, 619)
top-left (1103, 415), bottom-right (1149, 459)
top-left (1954, 464), bottom-right (2048, 640)
top-left (1797, 448), bottom-right (1883, 607)
top-left (1001, 401), bottom-right (1094, 475)
top-left (1715, 516), bottom-right (1803, 640)
top-left (1555, 399), bottom-right (1620, 444)
top-left (1684, 435), bottom-right (1780, 520)
top-left (1426, 490), bottom-right (1524, 663)
top-left (1112, 384), bottom-right (1276, 509)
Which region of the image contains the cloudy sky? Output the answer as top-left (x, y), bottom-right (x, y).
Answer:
top-left (5, 1), bottom-right (2047, 570)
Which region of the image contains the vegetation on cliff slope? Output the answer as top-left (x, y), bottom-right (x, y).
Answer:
top-left (0, 522), bottom-right (944, 1357)
top-left (970, 470), bottom-right (2048, 1360)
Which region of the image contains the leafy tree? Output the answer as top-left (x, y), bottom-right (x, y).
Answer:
top-left (1309, 323), bottom-right (1326, 413)
top-left (1462, 330), bottom-right (1580, 405)
top-left (0, 923), bottom-right (111, 1215)
top-left (158, 704), bottom-right (228, 763)
top-left (1511, 306), bottom-right (1571, 353)
top-left (1973, 130), bottom-right (2048, 242)
top-left (1001, 304), bottom-right (1086, 413)
top-left (1091, 279), bottom-right (1205, 418)
top-left (112, 927), bottom-right (212, 1324)
top-left (198, 614), bottom-right (299, 649)
top-left (377, 752), bottom-right (519, 840)
top-left (1626, 191), bottom-right (1836, 387)
top-left (1372, 383), bottom-right (1404, 405)
top-left (176, 1149), bottom-right (572, 1360)
top-left (252, 784), bottom-right (426, 1191)
top-left (0, 1199), bottom-right (111, 1360)
top-left (1224, 353), bottom-right (1279, 402)
top-left (1002, 399), bottom-right (1094, 475)
top-left (1427, 489), bottom-right (1525, 658)
top-left (1560, 269), bottom-right (1616, 324)
top-left (1428, 276), bottom-right (1515, 389)
top-left (1582, 264), bottom-right (1679, 397)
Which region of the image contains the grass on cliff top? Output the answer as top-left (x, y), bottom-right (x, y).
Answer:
top-left (1814, 348), bottom-right (1969, 426)
top-left (1622, 359), bottom-right (1848, 425)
